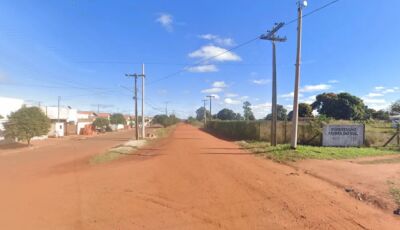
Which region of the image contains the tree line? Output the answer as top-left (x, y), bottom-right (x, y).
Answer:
top-left (193, 92), bottom-right (400, 121)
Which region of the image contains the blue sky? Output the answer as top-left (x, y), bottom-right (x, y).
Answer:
top-left (0, 0), bottom-right (399, 118)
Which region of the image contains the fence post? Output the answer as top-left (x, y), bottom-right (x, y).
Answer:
top-left (397, 124), bottom-right (399, 146)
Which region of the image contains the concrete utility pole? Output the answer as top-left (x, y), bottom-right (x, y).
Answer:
top-left (291, 0), bottom-right (307, 149)
top-left (260, 22), bottom-right (286, 146)
top-left (206, 95), bottom-right (215, 120)
top-left (57, 96), bottom-right (61, 123)
top-left (202, 99), bottom-right (208, 125)
top-left (126, 71), bottom-right (144, 140)
top-left (141, 63), bottom-right (145, 139)
top-left (165, 101), bottom-right (169, 116)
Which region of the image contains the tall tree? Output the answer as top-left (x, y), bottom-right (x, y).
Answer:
top-left (311, 92), bottom-right (365, 120)
top-left (4, 106), bottom-right (50, 145)
top-left (390, 100), bottom-right (400, 114)
top-left (265, 104), bottom-right (287, 121)
top-left (110, 113), bottom-right (127, 125)
top-left (288, 103), bottom-right (313, 120)
top-left (243, 101), bottom-right (255, 120)
top-left (195, 107), bottom-right (211, 121)
top-left (217, 108), bottom-right (238, 120)
top-left (93, 117), bottom-right (110, 129)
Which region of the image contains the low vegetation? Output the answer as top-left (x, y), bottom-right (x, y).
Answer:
top-left (152, 114), bottom-right (180, 127)
top-left (239, 141), bottom-right (399, 162)
top-left (4, 106), bottom-right (50, 145)
top-left (387, 181), bottom-right (400, 206)
top-left (90, 125), bottom-right (176, 164)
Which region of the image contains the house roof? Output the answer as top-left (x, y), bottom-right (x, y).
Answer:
top-left (78, 111), bottom-right (95, 115)
top-left (96, 113), bottom-right (111, 118)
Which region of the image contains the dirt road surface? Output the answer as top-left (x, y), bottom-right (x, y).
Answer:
top-left (0, 124), bottom-right (398, 229)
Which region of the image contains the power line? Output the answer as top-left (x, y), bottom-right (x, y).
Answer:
top-left (146, 0), bottom-right (340, 86)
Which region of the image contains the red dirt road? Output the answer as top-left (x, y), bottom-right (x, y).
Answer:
top-left (0, 124), bottom-right (398, 229)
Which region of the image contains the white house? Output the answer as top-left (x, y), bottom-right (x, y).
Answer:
top-left (39, 106), bottom-right (78, 137)
top-left (0, 97), bottom-right (24, 144)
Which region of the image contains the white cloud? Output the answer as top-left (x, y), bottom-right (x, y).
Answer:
top-left (366, 93), bottom-right (384, 97)
top-left (224, 98), bottom-right (241, 105)
top-left (374, 86), bottom-right (385, 91)
top-left (383, 89), bottom-right (395, 94)
top-left (156, 13), bottom-right (173, 32)
top-left (280, 92), bottom-right (304, 99)
top-left (300, 84), bottom-right (331, 93)
top-left (210, 94), bottom-right (220, 100)
top-left (252, 79), bottom-right (271, 85)
top-left (201, 87), bottom-right (222, 94)
top-left (240, 96), bottom-right (249, 100)
top-left (328, 80), bottom-right (339, 84)
top-left (362, 98), bottom-right (390, 110)
top-left (189, 45), bottom-right (241, 62)
top-left (212, 81), bottom-right (227, 88)
top-left (225, 93), bottom-right (238, 97)
top-left (250, 102), bottom-right (272, 118)
top-left (186, 64), bottom-right (218, 73)
top-left (199, 34), bottom-right (235, 46)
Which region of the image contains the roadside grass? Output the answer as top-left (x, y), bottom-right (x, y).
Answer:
top-left (90, 126), bottom-right (176, 165)
top-left (239, 141), bottom-right (399, 162)
top-left (358, 157), bottom-right (400, 165)
top-left (387, 181), bottom-right (400, 206)
top-left (90, 146), bottom-right (137, 165)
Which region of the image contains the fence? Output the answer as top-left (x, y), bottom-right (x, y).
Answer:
top-left (205, 119), bottom-right (399, 147)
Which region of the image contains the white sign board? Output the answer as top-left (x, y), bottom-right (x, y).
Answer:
top-left (322, 125), bottom-right (364, 147)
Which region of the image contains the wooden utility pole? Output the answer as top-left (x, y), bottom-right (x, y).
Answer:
top-left (126, 71), bottom-right (144, 140)
top-left (202, 99), bottom-right (208, 125)
top-left (206, 95), bottom-right (215, 120)
top-left (260, 22), bottom-right (286, 146)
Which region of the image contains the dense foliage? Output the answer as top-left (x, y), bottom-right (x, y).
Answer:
top-left (4, 106), bottom-right (50, 145)
top-left (93, 117), bottom-right (110, 129)
top-left (312, 92), bottom-right (365, 120)
top-left (243, 101), bottom-right (255, 121)
top-left (391, 100), bottom-right (400, 114)
top-left (265, 104), bottom-right (288, 121)
top-left (195, 107), bottom-right (211, 121)
top-left (216, 108), bottom-right (243, 120)
top-left (152, 114), bottom-right (180, 127)
top-left (206, 120), bottom-right (260, 140)
top-left (288, 103), bottom-right (313, 120)
top-left (109, 113), bottom-right (127, 125)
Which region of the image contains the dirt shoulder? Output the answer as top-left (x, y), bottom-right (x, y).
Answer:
top-left (292, 155), bottom-right (400, 213)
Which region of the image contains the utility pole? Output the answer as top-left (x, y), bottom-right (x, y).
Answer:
top-left (206, 95), bottom-right (215, 120)
top-left (291, 0), bottom-right (307, 149)
top-left (202, 99), bottom-right (208, 125)
top-left (260, 22), bottom-right (286, 146)
top-left (57, 96), bottom-right (61, 123)
top-left (126, 71), bottom-right (144, 140)
top-left (165, 101), bottom-right (169, 116)
top-left (141, 63), bottom-right (145, 139)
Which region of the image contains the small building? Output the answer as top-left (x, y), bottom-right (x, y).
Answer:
top-left (77, 111), bottom-right (96, 135)
top-left (40, 106), bottom-right (78, 137)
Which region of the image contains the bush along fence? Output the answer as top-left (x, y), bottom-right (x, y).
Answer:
top-left (205, 119), bottom-right (400, 147)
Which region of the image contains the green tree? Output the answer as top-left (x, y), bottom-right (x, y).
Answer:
top-left (265, 104), bottom-right (287, 121)
top-left (311, 92), bottom-right (365, 120)
top-left (243, 101), bottom-right (255, 120)
top-left (93, 117), bottom-right (110, 129)
top-left (217, 108), bottom-right (238, 120)
top-left (288, 103), bottom-right (313, 120)
top-left (152, 114), bottom-right (180, 127)
top-left (372, 110), bottom-right (390, 120)
top-left (0, 114), bottom-right (3, 119)
top-left (110, 113), bottom-right (126, 125)
top-left (4, 106), bottom-right (50, 145)
top-left (195, 107), bottom-right (211, 121)
top-left (390, 100), bottom-right (400, 114)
